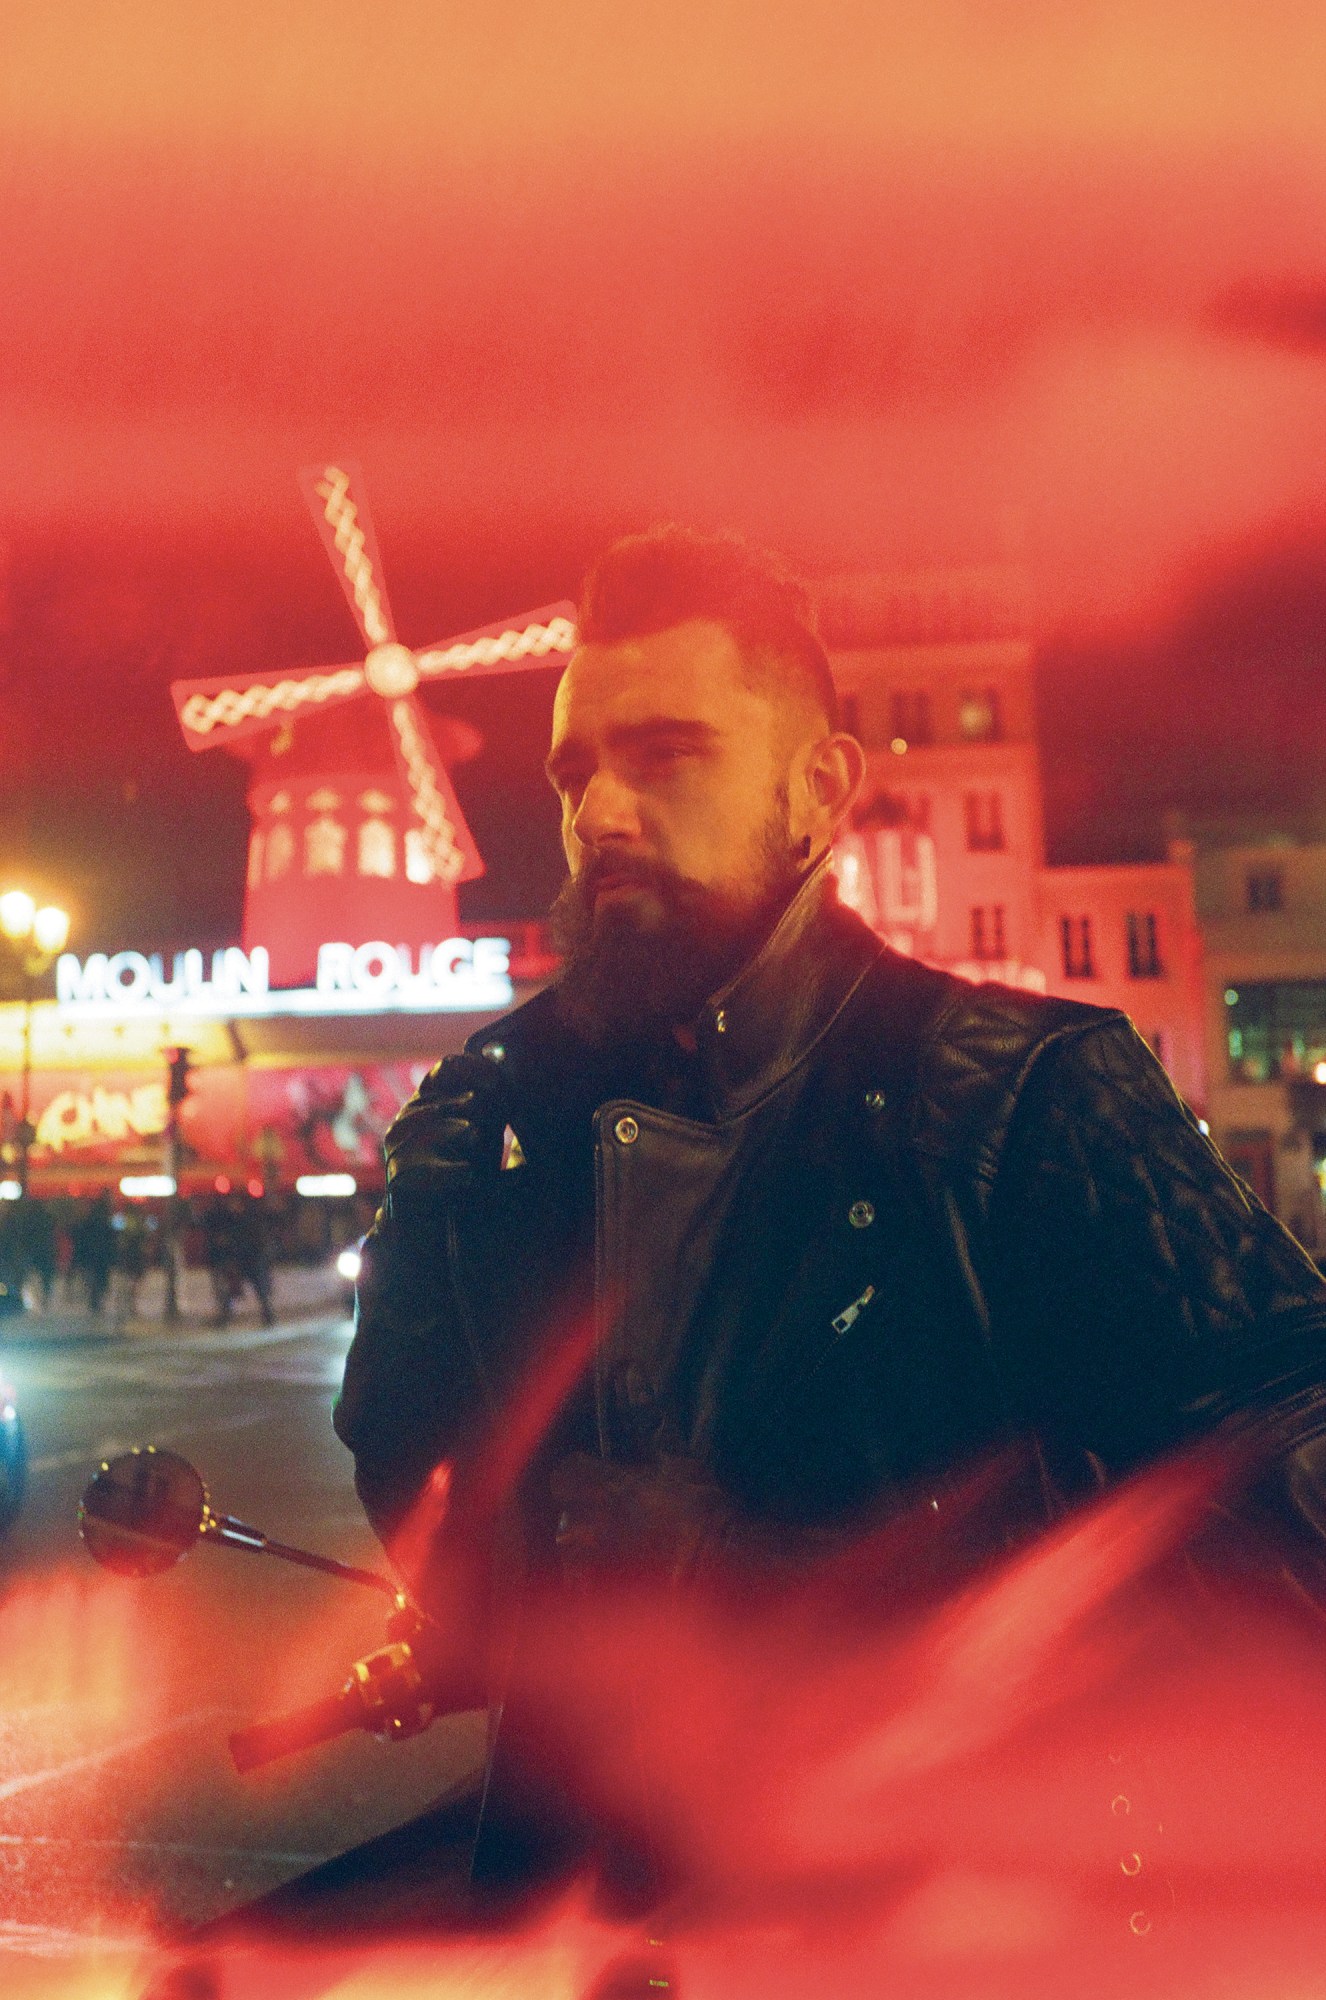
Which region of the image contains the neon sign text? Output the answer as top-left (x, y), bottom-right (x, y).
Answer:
top-left (315, 938), bottom-right (510, 998)
top-left (36, 1083), bottom-right (170, 1154)
top-left (55, 938), bottom-right (513, 1019)
top-left (834, 831), bottom-right (939, 933)
top-left (58, 948), bottom-right (270, 1010)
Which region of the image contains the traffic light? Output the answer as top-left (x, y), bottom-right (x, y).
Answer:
top-left (166, 1046), bottom-right (195, 1107)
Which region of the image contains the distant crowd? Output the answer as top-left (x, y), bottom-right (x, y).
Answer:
top-left (0, 1189), bottom-right (278, 1325)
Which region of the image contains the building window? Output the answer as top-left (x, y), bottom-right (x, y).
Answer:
top-left (1224, 980), bottom-right (1326, 1082)
top-left (1126, 910), bottom-right (1163, 978)
top-left (856, 789), bottom-right (930, 833)
top-left (958, 686), bottom-right (1002, 742)
top-left (265, 822), bottom-right (294, 881)
top-left (1060, 915), bottom-right (1095, 979)
top-left (1247, 866), bottom-right (1284, 912)
top-left (889, 690), bottom-right (933, 746)
top-left (970, 904), bottom-right (1006, 960)
top-left (305, 815), bottom-right (347, 877)
top-left (964, 791), bottom-right (1005, 852)
top-left (357, 818), bottom-right (397, 879)
top-left (404, 828), bottom-right (436, 884)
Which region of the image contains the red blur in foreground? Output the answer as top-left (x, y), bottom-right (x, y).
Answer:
top-left (96, 1437), bottom-right (1326, 1998)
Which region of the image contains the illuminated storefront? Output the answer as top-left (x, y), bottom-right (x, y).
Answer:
top-left (0, 929), bottom-right (550, 1197)
top-left (1193, 840), bottom-right (1326, 1249)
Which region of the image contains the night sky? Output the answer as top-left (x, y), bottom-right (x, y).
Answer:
top-left (2, 4), bottom-right (1325, 954)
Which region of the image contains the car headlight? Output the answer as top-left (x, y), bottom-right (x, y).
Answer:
top-left (335, 1247), bottom-right (362, 1283)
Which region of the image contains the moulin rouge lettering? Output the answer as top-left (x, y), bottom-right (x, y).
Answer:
top-left (54, 938), bottom-right (513, 1018)
top-left (58, 947), bottom-right (271, 1009)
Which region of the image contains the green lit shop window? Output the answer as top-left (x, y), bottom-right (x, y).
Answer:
top-left (1224, 982), bottom-right (1326, 1083)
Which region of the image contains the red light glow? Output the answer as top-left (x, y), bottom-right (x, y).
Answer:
top-left (2, 9), bottom-right (1325, 641)
top-left (10, 1390), bottom-right (1326, 1996)
top-left (6, 9), bottom-right (1326, 1989)
top-left (111, 1444), bottom-right (1326, 1997)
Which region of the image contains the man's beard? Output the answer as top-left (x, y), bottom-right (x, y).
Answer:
top-left (550, 808), bottom-right (806, 1048)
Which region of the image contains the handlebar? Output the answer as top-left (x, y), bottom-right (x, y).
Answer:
top-left (228, 1627), bottom-right (476, 1772)
top-left (79, 1445), bottom-right (481, 1775)
top-left (230, 1688), bottom-right (364, 1772)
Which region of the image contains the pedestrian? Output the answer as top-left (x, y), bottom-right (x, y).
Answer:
top-left (16, 1197), bottom-right (56, 1311)
top-left (51, 1203), bottom-right (74, 1310)
top-left (110, 1205), bottom-right (151, 1325)
top-left (228, 1191), bottom-right (274, 1326)
top-left (203, 1191), bottom-right (273, 1326)
top-left (0, 1200), bottom-right (20, 1315)
top-left (73, 1193), bottom-right (116, 1316)
top-left (200, 1193), bottom-right (238, 1324)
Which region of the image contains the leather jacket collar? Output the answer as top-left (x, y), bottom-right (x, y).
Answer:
top-left (687, 855), bottom-right (883, 1120)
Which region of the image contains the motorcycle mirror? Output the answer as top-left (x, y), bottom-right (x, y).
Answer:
top-left (79, 1445), bottom-right (400, 1598)
top-left (79, 1446), bottom-right (208, 1576)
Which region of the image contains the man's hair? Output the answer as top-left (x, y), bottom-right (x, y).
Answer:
top-left (577, 525), bottom-right (839, 730)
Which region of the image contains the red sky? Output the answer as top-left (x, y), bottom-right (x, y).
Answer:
top-left (2, 2), bottom-right (1325, 941)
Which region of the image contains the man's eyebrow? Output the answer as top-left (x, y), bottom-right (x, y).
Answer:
top-left (544, 738), bottom-right (587, 783)
top-left (611, 718), bottom-right (722, 751)
top-left (545, 717), bottom-right (721, 782)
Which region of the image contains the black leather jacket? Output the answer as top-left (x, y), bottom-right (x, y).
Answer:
top-left (335, 864), bottom-right (1326, 1561)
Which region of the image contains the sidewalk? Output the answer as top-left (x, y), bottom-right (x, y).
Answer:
top-left (0, 1261), bottom-right (351, 1342)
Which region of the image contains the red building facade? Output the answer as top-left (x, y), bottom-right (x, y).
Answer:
top-left (823, 568), bottom-right (1207, 1110)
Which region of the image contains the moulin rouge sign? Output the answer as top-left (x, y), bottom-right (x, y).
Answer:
top-left (55, 937), bottom-right (514, 1019)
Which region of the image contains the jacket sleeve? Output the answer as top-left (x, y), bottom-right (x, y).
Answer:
top-left (987, 1018), bottom-right (1326, 1485)
top-left (332, 1205), bottom-right (495, 1544)
top-left (333, 1156), bottom-right (589, 1547)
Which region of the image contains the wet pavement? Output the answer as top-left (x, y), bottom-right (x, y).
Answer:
top-left (0, 1297), bottom-right (485, 1995)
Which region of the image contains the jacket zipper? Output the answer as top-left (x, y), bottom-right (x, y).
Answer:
top-left (830, 1283), bottom-right (876, 1338)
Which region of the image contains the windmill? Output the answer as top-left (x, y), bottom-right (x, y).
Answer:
top-left (171, 463), bottom-right (576, 986)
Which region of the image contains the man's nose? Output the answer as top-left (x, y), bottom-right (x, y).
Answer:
top-left (570, 769), bottom-right (642, 849)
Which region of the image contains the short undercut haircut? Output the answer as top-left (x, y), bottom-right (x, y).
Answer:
top-left (577, 525), bottom-right (840, 730)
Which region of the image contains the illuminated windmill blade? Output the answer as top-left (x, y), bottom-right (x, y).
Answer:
top-left (171, 661), bottom-right (368, 752)
top-left (414, 602), bottom-right (579, 685)
top-left (386, 693), bottom-right (485, 888)
top-left (299, 460), bottom-right (397, 652)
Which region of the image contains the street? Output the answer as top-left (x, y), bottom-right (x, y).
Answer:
top-left (0, 1298), bottom-right (485, 1994)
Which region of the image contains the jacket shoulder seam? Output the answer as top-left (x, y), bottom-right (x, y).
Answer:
top-left (910, 994), bottom-right (1132, 1180)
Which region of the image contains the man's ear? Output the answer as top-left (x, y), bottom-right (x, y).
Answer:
top-left (794, 732), bottom-right (866, 859)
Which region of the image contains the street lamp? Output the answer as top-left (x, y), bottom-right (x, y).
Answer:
top-left (0, 892), bottom-right (70, 1196)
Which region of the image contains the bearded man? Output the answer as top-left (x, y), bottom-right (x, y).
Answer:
top-left (333, 526), bottom-right (1326, 1903)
